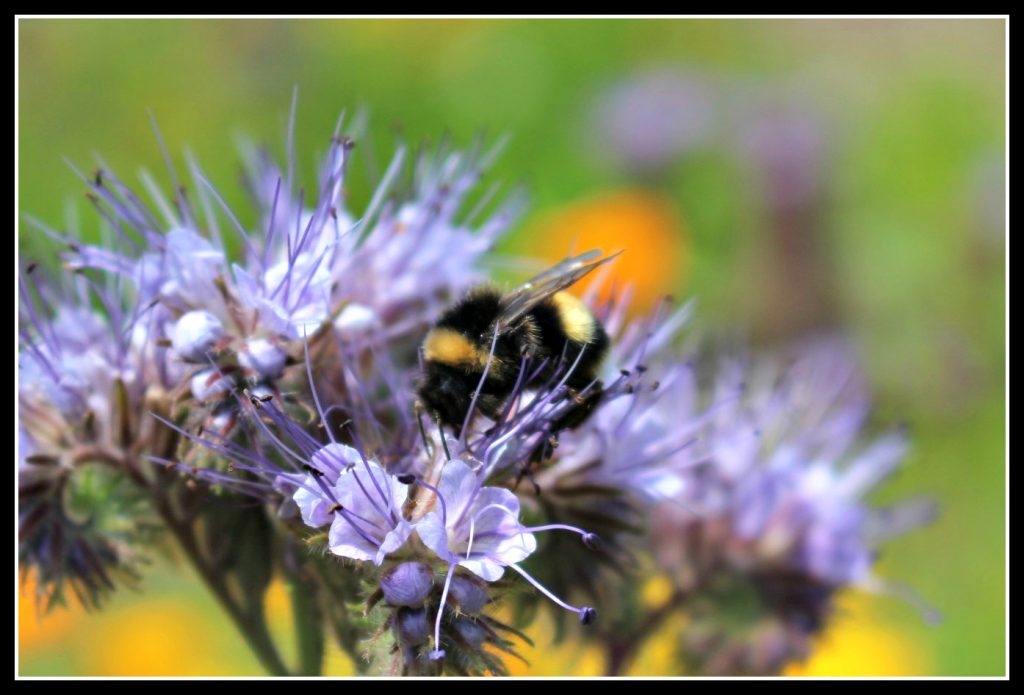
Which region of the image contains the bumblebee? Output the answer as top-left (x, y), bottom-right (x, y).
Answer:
top-left (417, 250), bottom-right (616, 437)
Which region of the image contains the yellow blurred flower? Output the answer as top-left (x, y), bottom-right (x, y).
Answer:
top-left (490, 605), bottom-right (604, 677)
top-left (784, 592), bottom-right (932, 677)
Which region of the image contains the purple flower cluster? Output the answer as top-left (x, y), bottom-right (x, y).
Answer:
top-left (647, 338), bottom-right (939, 674)
top-left (18, 105), bottom-right (935, 676)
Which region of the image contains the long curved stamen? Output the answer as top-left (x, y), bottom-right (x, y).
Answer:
top-left (334, 507), bottom-right (386, 548)
top-left (338, 348), bottom-right (387, 452)
top-left (285, 252), bottom-right (328, 315)
top-left (865, 577), bottom-right (942, 625)
top-left (460, 328), bottom-right (500, 445)
top-left (430, 562), bottom-right (457, 661)
top-left (493, 356), bottom-right (532, 431)
top-left (262, 176), bottom-right (282, 280)
top-left (303, 333), bottom-right (336, 445)
top-left (244, 400), bottom-right (312, 470)
top-left (338, 420), bottom-right (398, 525)
top-left (508, 563), bottom-right (596, 625)
top-left (520, 523), bottom-right (601, 549)
top-left (344, 468), bottom-right (397, 530)
top-left (334, 504), bottom-right (388, 535)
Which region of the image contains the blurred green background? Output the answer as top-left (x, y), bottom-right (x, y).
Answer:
top-left (18, 18), bottom-right (1005, 676)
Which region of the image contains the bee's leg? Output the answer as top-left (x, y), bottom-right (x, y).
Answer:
top-left (515, 434), bottom-right (555, 493)
top-left (434, 415), bottom-right (452, 462)
top-left (414, 402), bottom-right (436, 460)
top-left (513, 463), bottom-right (543, 496)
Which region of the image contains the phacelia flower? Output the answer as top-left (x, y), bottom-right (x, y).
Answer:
top-left (416, 458), bottom-right (538, 582)
top-left (649, 337), bottom-right (938, 675)
top-left (24, 101), bottom-right (937, 677)
top-left (18, 269), bottom-right (161, 609)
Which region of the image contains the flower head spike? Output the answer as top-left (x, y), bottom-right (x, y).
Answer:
top-left (18, 267), bottom-right (162, 609)
top-left (23, 102), bottom-right (937, 677)
top-left (648, 337), bottom-right (938, 675)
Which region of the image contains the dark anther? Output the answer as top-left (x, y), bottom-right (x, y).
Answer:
top-left (650, 381), bottom-right (660, 390)
top-left (620, 369), bottom-right (631, 377)
top-left (625, 385), bottom-right (635, 394)
top-left (397, 474), bottom-right (416, 485)
top-left (303, 465), bottom-right (325, 477)
top-left (579, 607), bottom-right (597, 625)
top-left (329, 503), bottom-right (345, 513)
top-left (26, 262), bottom-right (38, 274)
top-left (582, 533), bottom-right (602, 551)
top-left (93, 169), bottom-right (104, 186)
top-left (636, 365), bottom-right (648, 374)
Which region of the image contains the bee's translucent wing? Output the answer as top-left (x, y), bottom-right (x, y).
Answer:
top-left (495, 249), bottom-right (621, 333)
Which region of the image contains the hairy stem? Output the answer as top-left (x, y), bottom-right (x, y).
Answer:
top-left (152, 488), bottom-right (291, 677)
top-left (604, 587), bottom-right (687, 677)
top-left (287, 569), bottom-right (325, 676)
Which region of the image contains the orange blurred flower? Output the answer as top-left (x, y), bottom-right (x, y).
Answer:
top-left (18, 571), bottom-right (83, 651)
top-left (524, 189), bottom-right (689, 314)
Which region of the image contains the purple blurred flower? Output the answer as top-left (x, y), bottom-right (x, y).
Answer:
top-left (733, 92), bottom-right (829, 214)
top-left (650, 337), bottom-right (938, 674)
top-left (18, 271), bottom-right (157, 608)
top-left (591, 69), bottom-right (717, 173)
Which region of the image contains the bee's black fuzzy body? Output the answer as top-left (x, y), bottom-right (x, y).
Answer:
top-left (417, 286), bottom-right (609, 435)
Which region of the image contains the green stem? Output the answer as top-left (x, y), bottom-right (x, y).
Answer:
top-left (288, 572), bottom-right (325, 676)
top-left (153, 495), bottom-right (291, 677)
top-left (604, 587), bottom-right (687, 677)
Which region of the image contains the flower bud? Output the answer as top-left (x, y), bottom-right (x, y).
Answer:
top-left (449, 574), bottom-right (489, 614)
top-left (380, 561), bottom-right (434, 607)
top-left (334, 303), bottom-right (379, 335)
top-left (454, 617), bottom-right (487, 649)
top-left (190, 368), bottom-right (233, 402)
top-left (238, 339), bottom-right (287, 379)
top-left (172, 311), bottom-right (224, 363)
top-left (393, 607), bottom-right (431, 647)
